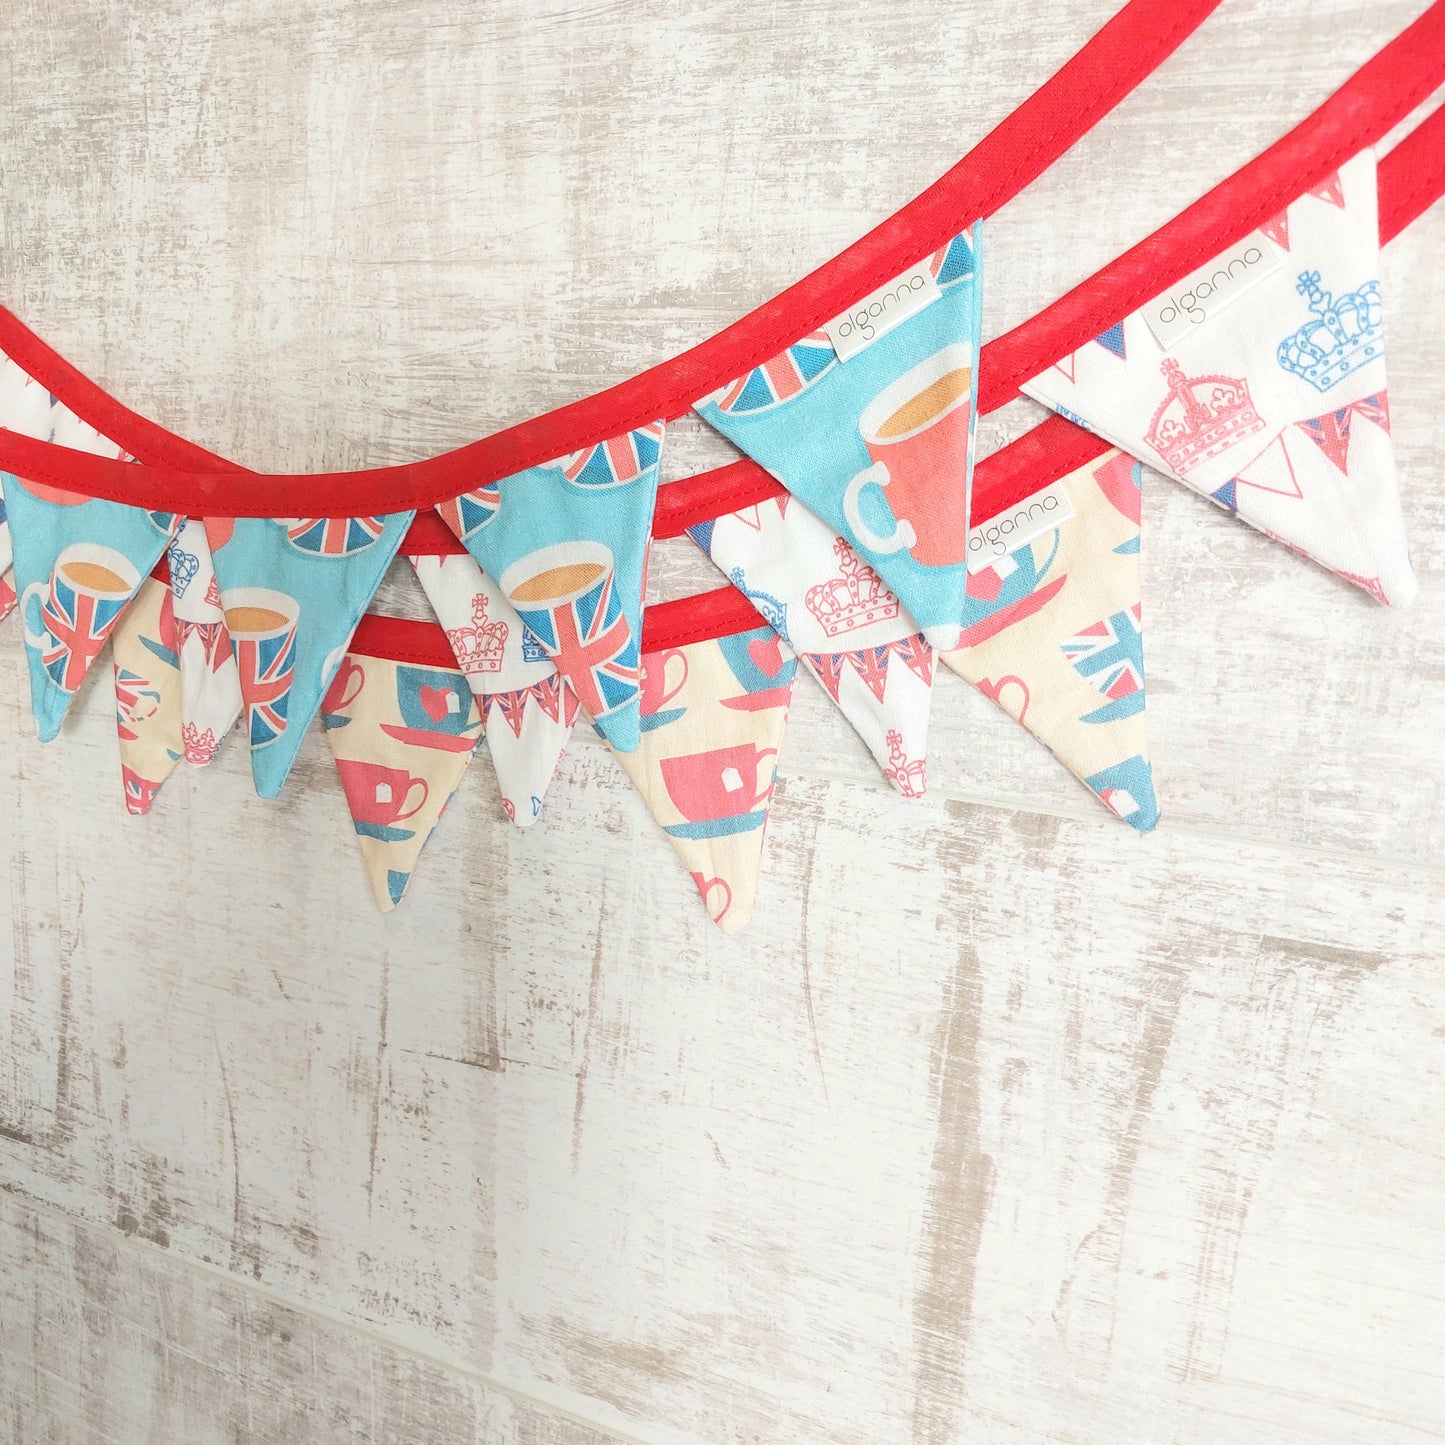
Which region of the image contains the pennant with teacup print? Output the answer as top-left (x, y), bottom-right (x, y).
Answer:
top-left (611, 619), bottom-right (797, 933)
top-left (1021, 149), bottom-right (1414, 607)
top-left (407, 552), bottom-right (579, 825)
top-left (204, 512), bottom-right (414, 798)
top-left (942, 447), bottom-right (1158, 831)
top-left (687, 495), bottom-right (934, 796)
top-left (322, 646), bottom-right (484, 911)
top-left (110, 564), bottom-right (184, 814)
top-left (694, 227), bottom-right (980, 650)
top-left (165, 518), bottom-right (243, 768)
top-left (4, 474), bottom-right (175, 741)
top-left (435, 421), bottom-right (665, 755)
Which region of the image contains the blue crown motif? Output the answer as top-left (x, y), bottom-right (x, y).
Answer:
top-left (1276, 270), bottom-right (1383, 393)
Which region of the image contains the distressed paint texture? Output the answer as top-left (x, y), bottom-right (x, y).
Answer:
top-left (2, 0), bottom-right (1444, 1442)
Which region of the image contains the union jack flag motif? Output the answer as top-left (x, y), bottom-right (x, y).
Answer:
top-left (37, 574), bottom-right (134, 694)
top-left (802, 635), bottom-right (933, 705)
top-left (122, 764), bottom-right (163, 816)
top-left (485, 674), bottom-right (579, 738)
top-left (437, 483), bottom-right (502, 541)
top-left (1060, 605), bottom-right (1145, 724)
top-left (513, 570), bottom-right (636, 721)
top-left (1295, 393), bottom-right (1390, 475)
top-left (176, 618), bottom-right (232, 673)
top-left (711, 333), bottom-right (837, 415)
top-left (926, 229), bottom-right (976, 289)
top-left (0, 572), bottom-right (16, 622)
top-left (559, 423), bottom-right (664, 489)
top-left (234, 628), bottom-right (297, 747)
top-left (275, 516), bottom-right (389, 556)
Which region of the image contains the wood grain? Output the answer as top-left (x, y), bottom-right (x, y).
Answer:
top-left (2, 0), bottom-right (1443, 1440)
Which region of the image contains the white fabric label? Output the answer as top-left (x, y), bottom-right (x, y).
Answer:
top-left (967, 478), bottom-right (1076, 573)
top-left (1142, 230), bottom-right (1286, 349)
top-left (823, 261), bottom-right (942, 361)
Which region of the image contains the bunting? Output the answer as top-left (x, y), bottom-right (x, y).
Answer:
top-left (322, 649), bottom-right (484, 911)
top-left (688, 495), bottom-right (934, 796)
top-left (408, 552), bottom-right (579, 824)
top-left (1021, 150), bottom-right (1415, 607)
top-left (694, 227), bottom-right (981, 650)
top-left (435, 422), bottom-right (664, 754)
top-left (943, 449), bottom-right (1158, 831)
top-left (611, 622), bottom-right (797, 933)
top-left (204, 512), bottom-right (414, 798)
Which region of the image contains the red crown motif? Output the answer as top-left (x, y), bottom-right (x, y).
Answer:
top-left (1145, 358), bottom-right (1265, 476)
top-left (883, 729), bottom-right (927, 798)
top-left (446, 592), bottom-right (509, 675)
top-left (804, 538), bottom-right (901, 638)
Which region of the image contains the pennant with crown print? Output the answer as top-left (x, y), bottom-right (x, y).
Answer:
top-left (4, 474), bottom-right (175, 741)
top-left (110, 564), bottom-right (184, 814)
top-left (687, 496), bottom-right (933, 796)
top-left (694, 227), bottom-right (980, 649)
top-left (435, 421), bottom-right (664, 754)
top-left (942, 448), bottom-right (1158, 831)
top-left (1021, 149), bottom-right (1414, 606)
top-left (407, 552), bottom-right (579, 825)
top-left (322, 647), bottom-right (484, 911)
top-left (611, 618), bottom-right (797, 933)
top-left (204, 512), bottom-right (414, 797)
top-left (165, 518), bottom-right (243, 768)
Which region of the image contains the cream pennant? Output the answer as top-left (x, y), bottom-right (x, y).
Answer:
top-left (612, 622), bottom-right (797, 933)
top-left (943, 449), bottom-right (1158, 831)
top-left (323, 650), bottom-right (484, 911)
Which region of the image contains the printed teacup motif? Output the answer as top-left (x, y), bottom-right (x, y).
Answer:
top-left (334, 758), bottom-right (429, 841)
top-left (500, 541), bottom-right (637, 722)
top-left (23, 542), bottom-right (141, 694)
top-left (659, 742), bottom-right (778, 840)
top-left (844, 344), bottom-right (973, 567)
top-left (224, 587), bottom-right (300, 748)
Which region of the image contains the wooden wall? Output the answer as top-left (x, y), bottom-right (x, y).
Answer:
top-left (2, 0), bottom-right (1443, 1440)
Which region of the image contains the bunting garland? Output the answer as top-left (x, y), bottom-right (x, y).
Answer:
top-left (0, 0), bottom-right (1440, 930)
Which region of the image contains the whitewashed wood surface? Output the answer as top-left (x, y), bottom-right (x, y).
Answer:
top-left (2, 1), bottom-right (1443, 1441)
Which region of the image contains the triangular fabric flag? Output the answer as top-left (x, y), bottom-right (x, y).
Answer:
top-left (4, 473), bottom-right (175, 741)
top-left (322, 649), bottom-right (484, 911)
top-left (165, 519), bottom-right (243, 767)
top-left (204, 512), bottom-right (414, 798)
top-left (1021, 148), bottom-right (1414, 606)
top-left (693, 226), bottom-right (981, 649)
top-left (944, 448), bottom-right (1158, 830)
top-left (407, 553), bottom-right (579, 825)
top-left (612, 619), bottom-right (797, 933)
top-left (687, 494), bottom-right (933, 796)
top-left (110, 567), bottom-right (183, 814)
top-left (434, 422), bottom-right (665, 754)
